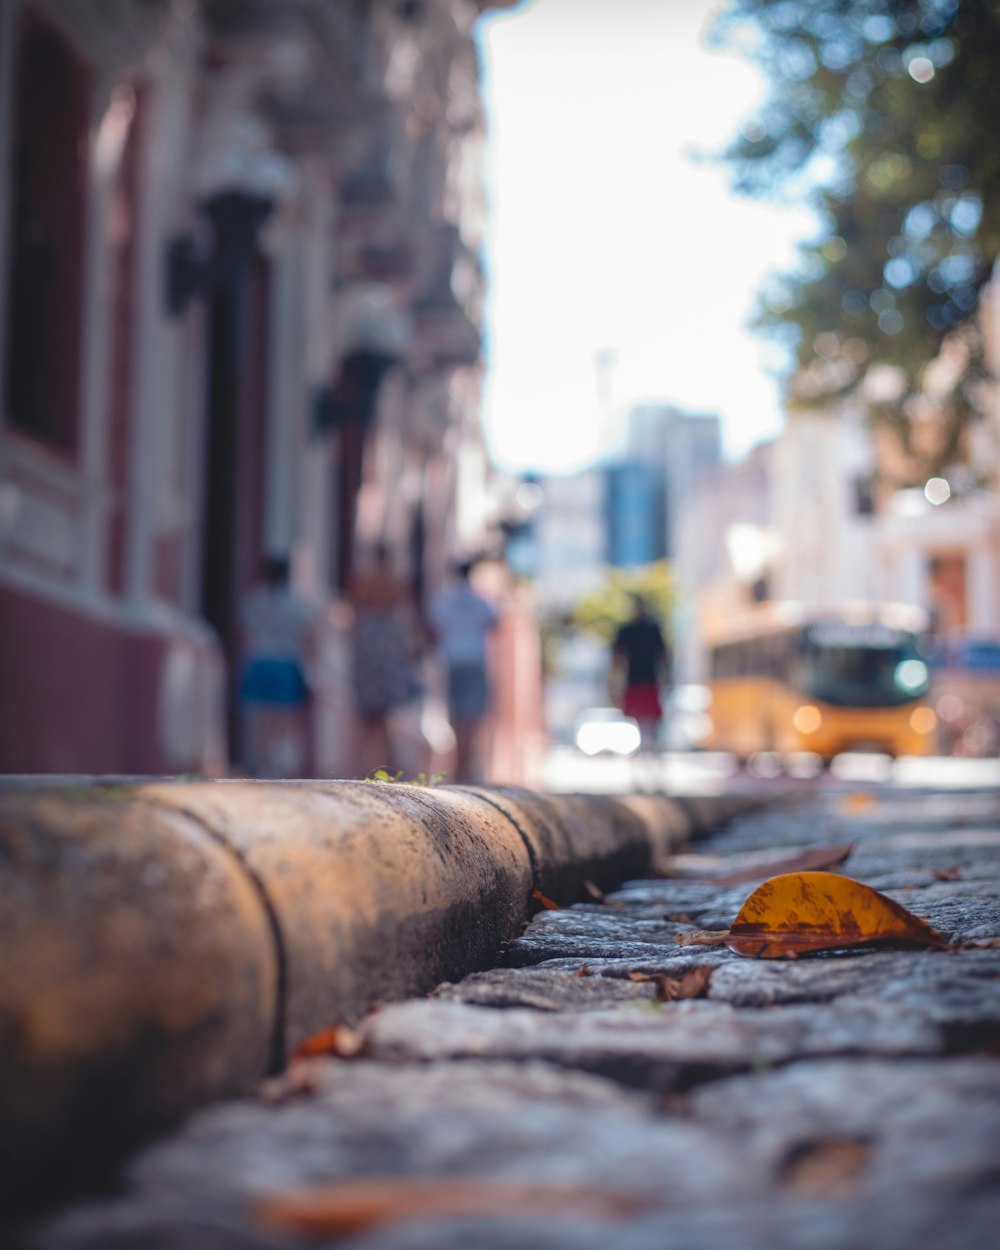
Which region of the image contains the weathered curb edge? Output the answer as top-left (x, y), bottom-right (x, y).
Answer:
top-left (0, 777), bottom-right (778, 1208)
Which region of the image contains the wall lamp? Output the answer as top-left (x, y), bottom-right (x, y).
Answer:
top-left (164, 190), bottom-right (274, 317)
top-left (164, 233), bottom-right (215, 316)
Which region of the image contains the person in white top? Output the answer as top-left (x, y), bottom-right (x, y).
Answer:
top-left (428, 558), bottom-right (499, 782)
top-left (238, 555), bottom-right (318, 776)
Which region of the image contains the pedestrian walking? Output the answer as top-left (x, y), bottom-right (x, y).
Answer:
top-left (612, 594), bottom-right (672, 756)
top-left (348, 542), bottom-right (423, 777)
top-left (428, 558), bottom-right (499, 783)
top-left (238, 555), bottom-right (319, 777)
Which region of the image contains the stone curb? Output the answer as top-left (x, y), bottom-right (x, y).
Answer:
top-left (0, 777), bottom-right (774, 1208)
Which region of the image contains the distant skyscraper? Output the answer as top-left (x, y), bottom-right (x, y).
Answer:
top-left (530, 470), bottom-right (608, 614)
top-left (606, 461), bottom-right (660, 567)
top-left (606, 404), bottom-right (723, 564)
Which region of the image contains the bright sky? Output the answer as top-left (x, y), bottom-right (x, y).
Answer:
top-left (476, 0), bottom-right (818, 474)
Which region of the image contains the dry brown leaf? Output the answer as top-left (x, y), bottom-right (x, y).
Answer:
top-left (781, 1138), bottom-right (872, 1197)
top-left (256, 1178), bottom-right (648, 1235)
top-left (694, 842), bottom-right (854, 888)
top-left (292, 1024), bottom-right (365, 1061)
top-left (668, 966), bottom-right (713, 1000)
top-left (726, 871), bottom-right (949, 959)
top-left (705, 840), bottom-right (855, 890)
top-left (932, 866), bottom-right (963, 881)
top-left (628, 966), bottom-right (713, 1002)
top-left (675, 929), bottom-right (731, 947)
top-left (572, 965), bottom-right (596, 977)
top-left (531, 888), bottom-right (561, 911)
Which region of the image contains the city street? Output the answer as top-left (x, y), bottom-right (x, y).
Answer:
top-left (23, 775), bottom-right (1000, 1250)
top-left (542, 746), bottom-right (1000, 796)
top-left (3, 6), bottom-right (999, 1245)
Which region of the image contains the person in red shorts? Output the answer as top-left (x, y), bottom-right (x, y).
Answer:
top-left (612, 595), bottom-right (672, 754)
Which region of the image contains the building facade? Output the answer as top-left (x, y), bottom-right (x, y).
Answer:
top-left (0, 0), bottom-right (511, 775)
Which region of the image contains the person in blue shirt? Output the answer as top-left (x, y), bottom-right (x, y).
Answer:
top-left (428, 558), bottom-right (499, 782)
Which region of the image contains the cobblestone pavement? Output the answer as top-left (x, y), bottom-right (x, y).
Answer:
top-left (23, 785), bottom-right (1000, 1250)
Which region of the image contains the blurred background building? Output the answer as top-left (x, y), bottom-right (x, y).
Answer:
top-left (701, 270), bottom-right (1000, 641)
top-left (3, 1), bottom-right (999, 776)
top-left (676, 263), bottom-right (1000, 755)
top-left (0, 0), bottom-right (524, 777)
top-left (524, 272), bottom-right (1000, 756)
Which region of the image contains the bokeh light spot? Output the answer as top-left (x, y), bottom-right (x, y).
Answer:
top-left (924, 477), bottom-right (951, 505)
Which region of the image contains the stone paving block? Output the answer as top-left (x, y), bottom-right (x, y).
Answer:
top-left (882, 888), bottom-right (1000, 942)
top-left (708, 790), bottom-right (1000, 858)
top-left (433, 968), bottom-right (660, 1011)
top-left (503, 931), bottom-right (690, 965)
top-left (502, 907), bottom-right (696, 966)
top-left (605, 877), bottom-right (766, 927)
top-left (685, 1056), bottom-right (1000, 1194)
top-left (445, 946), bottom-right (1000, 1038)
top-left (314, 1192), bottom-right (1000, 1250)
top-left (33, 1054), bottom-right (1000, 1250)
top-left (856, 861), bottom-right (1000, 890)
top-left (502, 950), bottom-right (736, 980)
top-left (360, 997), bottom-right (945, 1088)
top-left (594, 878), bottom-right (729, 913)
top-left (706, 946), bottom-right (1000, 1010)
top-left (33, 1060), bottom-right (762, 1249)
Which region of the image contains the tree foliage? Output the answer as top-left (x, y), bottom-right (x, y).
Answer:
top-left (709, 0), bottom-right (1000, 458)
top-left (571, 561), bottom-right (675, 645)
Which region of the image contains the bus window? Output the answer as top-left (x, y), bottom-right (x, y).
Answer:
top-left (795, 633), bottom-right (929, 707)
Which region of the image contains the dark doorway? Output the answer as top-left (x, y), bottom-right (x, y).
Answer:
top-left (3, 9), bottom-right (89, 453)
top-left (198, 198), bottom-right (273, 762)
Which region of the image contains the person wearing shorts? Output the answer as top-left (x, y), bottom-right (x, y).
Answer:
top-left (238, 556), bottom-right (318, 776)
top-left (348, 542), bottom-right (422, 777)
top-left (612, 595), bottom-right (671, 754)
top-left (428, 559), bottom-right (498, 782)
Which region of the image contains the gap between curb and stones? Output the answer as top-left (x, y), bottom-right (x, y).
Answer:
top-left (0, 776), bottom-right (775, 1213)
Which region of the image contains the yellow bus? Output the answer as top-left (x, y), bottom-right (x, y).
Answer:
top-left (704, 601), bottom-right (936, 766)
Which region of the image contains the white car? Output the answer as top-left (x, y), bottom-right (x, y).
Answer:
top-left (572, 707), bottom-right (642, 757)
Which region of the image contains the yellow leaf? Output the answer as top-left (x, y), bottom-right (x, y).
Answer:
top-left (726, 871), bottom-right (949, 958)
